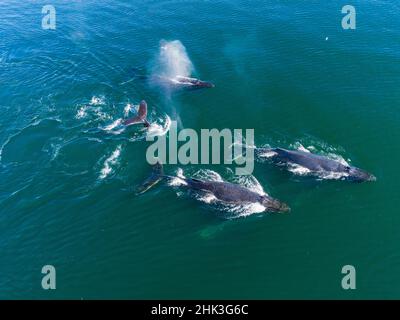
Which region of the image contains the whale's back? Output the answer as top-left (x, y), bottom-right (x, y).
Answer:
top-left (274, 148), bottom-right (346, 172)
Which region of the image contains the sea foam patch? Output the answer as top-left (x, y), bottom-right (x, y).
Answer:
top-left (99, 145), bottom-right (122, 180)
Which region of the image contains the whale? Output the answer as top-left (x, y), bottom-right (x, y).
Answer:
top-left (136, 163), bottom-right (290, 213)
top-left (150, 75), bottom-right (215, 89)
top-left (257, 147), bottom-right (376, 182)
top-left (129, 68), bottom-right (214, 89)
top-left (123, 100), bottom-right (150, 127)
top-left (166, 75), bottom-right (215, 88)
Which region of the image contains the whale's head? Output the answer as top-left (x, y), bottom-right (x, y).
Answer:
top-left (199, 80), bottom-right (215, 88)
top-left (346, 166), bottom-right (376, 182)
top-left (190, 79), bottom-right (214, 88)
top-left (261, 196), bottom-right (290, 213)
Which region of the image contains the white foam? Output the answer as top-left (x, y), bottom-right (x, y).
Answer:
top-left (124, 103), bottom-right (134, 117)
top-left (256, 144), bottom-right (277, 159)
top-left (295, 142), bottom-right (349, 166)
top-left (146, 115), bottom-right (171, 139)
top-left (229, 202), bottom-right (266, 218)
top-left (327, 153), bottom-right (350, 166)
top-left (287, 162), bottom-right (312, 176)
top-left (176, 168), bottom-right (185, 178)
top-left (236, 174), bottom-right (266, 196)
top-left (258, 150), bottom-right (278, 158)
top-left (99, 145), bottom-right (121, 180)
top-left (193, 169), bottom-right (223, 182)
top-left (210, 200), bottom-right (267, 219)
top-left (103, 118), bottom-right (123, 131)
top-left (168, 168), bottom-right (187, 186)
top-left (42, 138), bottom-right (63, 161)
top-left (0, 132), bottom-right (16, 163)
top-left (297, 144), bottom-right (311, 153)
top-left (90, 96), bottom-right (105, 106)
top-left (197, 192), bottom-right (217, 204)
top-left (75, 97), bottom-right (111, 122)
top-left (75, 106), bottom-right (88, 119)
top-left (319, 171), bottom-right (349, 180)
top-left (93, 107), bottom-right (111, 121)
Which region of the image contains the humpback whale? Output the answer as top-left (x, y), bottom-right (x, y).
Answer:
top-left (129, 68), bottom-right (214, 89)
top-left (123, 100), bottom-right (150, 127)
top-left (167, 75), bottom-right (215, 88)
top-left (136, 163), bottom-right (290, 213)
top-left (257, 147), bottom-right (376, 182)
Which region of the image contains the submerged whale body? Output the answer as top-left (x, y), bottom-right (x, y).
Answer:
top-left (166, 75), bottom-right (215, 88)
top-left (258, 147), bottom-right (376, 182)
top-left (136, 163), bottom-right (289, 213)
top-left (129, 68), bottom-right (214, 89)
top-left (151, 75), bottom-right (215, 90)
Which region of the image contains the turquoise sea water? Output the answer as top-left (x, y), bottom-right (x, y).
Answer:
top-left (1, 0), bottom-right (400, 299)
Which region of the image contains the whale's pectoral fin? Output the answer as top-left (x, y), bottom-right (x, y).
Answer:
top-left (135, 162), bottom-right (164, 195)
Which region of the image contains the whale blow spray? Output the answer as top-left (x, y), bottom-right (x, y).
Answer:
top-left (157, 40), bottom-right (194, 78)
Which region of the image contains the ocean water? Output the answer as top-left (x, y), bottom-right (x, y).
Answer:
top-left (1, 0), bottom-right (400, 299)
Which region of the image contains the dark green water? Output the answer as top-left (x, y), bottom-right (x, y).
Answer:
top-left (1, 0), bottom-right (399, 299)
